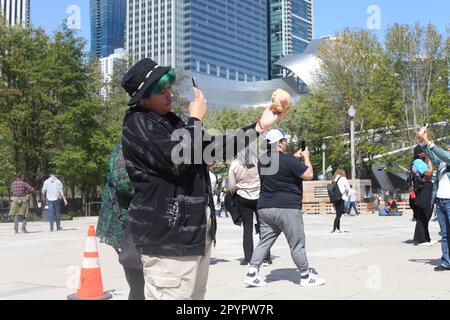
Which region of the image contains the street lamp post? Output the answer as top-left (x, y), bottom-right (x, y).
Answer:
top-left (322, 143), bottom-right (327, 179)
top-left (348, 106), bottom-right (357, 189)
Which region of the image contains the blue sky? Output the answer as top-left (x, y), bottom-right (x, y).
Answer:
top-left (31, 0), bottom-right (449, 50)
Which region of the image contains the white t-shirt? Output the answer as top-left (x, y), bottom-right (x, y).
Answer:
top-left (437, 170), bottom-right (450, 199)
top-left (349, 189), bottom-right (357, 202)
top-left (42, 177), bottom-right (64, 201)
top-left (334, 175), bottom-right (350, 201)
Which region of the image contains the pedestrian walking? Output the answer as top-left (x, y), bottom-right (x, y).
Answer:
top-left (348, 185), bottom-right (359, 216)
top-left (220, 188), bottom-right (230, 218)
top-left (418, 132), bottom-right (450, 269)
top-left (42, 174), bottom-right (68, 232)
top-left (121, 58), bottom-right (287, 300)
top-left (330, 169), bottom-right (351, 233)
top-left (9, 175), bottom-right (39, 234)
top-left (244, 129), bottom-right (325, 288)
top-left (409, 146), bottom-right (434, 246)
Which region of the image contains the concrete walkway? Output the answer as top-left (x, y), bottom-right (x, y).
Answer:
top-left (0, 212), bottom-right (448, 300)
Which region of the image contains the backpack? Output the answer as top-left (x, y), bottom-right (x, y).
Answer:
top-left (327, 177), bottom-right (343, 203)
top-left (97, 143), bottom-right (134, 250)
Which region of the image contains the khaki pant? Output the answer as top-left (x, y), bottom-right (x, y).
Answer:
top-left (141, 208), bottom-right (212, 300)
top-left (9, 196), bottom-right (29, 217)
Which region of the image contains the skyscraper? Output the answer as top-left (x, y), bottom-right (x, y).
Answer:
top-left (269, 0), bottom-right (313, 79)
top-left (90, 0), bottom-right (126, 58)
top-left (0, 0), bottom-right (30, 26)
top-left (127, 0), bottom-right (268, 81)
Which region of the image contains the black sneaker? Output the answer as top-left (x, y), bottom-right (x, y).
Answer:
top-left (434, 265), bottom-right (450, 271)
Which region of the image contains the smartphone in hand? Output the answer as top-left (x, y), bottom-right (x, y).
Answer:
top-left (301, 141), bottom-right (306, 151)
top-left (192, 77), bottom-right (198, 88)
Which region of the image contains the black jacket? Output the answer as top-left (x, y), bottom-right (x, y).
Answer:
top-left (122, 106), bottom-right (258, 257)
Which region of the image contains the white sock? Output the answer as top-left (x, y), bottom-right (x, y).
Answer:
top-left (248, 267), bottom-right (258, 275)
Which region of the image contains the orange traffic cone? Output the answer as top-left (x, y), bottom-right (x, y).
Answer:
top-left (68, 225), bottom-right (112, 300)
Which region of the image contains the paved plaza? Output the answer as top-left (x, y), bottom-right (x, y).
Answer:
top-left (0, 211), bottom-right (449, 300)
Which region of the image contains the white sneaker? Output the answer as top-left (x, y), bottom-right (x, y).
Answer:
top-left (300, 271), bottom-right (326, 287)
top-left (244, 271), bottom-right (267, 287)
top-left (418, 241), bottom-right (436, 247)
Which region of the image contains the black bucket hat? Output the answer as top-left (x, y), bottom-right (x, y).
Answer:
top-left (121, 58), bottom-right (171, 106)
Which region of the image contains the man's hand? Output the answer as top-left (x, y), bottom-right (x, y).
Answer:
top-left (257, 104), bottom-right (290, 133)
top-left (189, 88), bottom-right (208, 121)
top-left (294, 148), bottom-right (310, 160)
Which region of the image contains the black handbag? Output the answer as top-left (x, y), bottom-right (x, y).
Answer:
top-left (224, 192), bottom-right (242, 226)
top-left (413, 175), bottom-right (425, 192)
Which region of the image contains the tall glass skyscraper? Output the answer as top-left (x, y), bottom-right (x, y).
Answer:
top-left (127, 0), bottom-right (268, 81)
top-left (0, 0), bottom-right (30, 26)
top-left (90, 0), bottom-right (126, 58)
top-left (269, 0), bottom-right (313, 79)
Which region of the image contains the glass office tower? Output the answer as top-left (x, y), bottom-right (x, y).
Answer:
top-left (185, 0), bottom-right (268, 81)
top-left (127, 0), bottom-right (268, 81)
top-left (0, 0), bottom-right (30, 26)
top-left (90, 0), bottom-right (126, 58)
top-left (269, 0), bottom-right (313, 79)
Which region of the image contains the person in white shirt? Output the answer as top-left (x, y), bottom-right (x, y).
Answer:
top-left (331, 169), bottom-right (351, 233)
top-left (348, 185), bottom-right (359, 216)
top-left (42, 174), bottom-right (68, 232)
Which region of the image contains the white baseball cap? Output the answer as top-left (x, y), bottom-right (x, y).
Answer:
top-left (266, 129), bottom-right (291, 144)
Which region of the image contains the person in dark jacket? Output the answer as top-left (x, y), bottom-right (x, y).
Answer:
top-left (121, 58), bottom-right (288, 300)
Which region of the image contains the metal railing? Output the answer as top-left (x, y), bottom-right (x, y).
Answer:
top-left (85, 202), bottom-right (102, 217)
top-left (0, 208), bottom-right (12, 223)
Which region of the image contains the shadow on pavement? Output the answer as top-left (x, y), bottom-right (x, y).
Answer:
top-left (409, 258), bottom-right (441, 267)
top-left (266, 268), bottom-right (300, 285)
top-left (53, 228), bottom-right (78, 232)
top-left (210, 258), bottom-right (230, 265)
top-left (20, 231), bottom-right (44, 234)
